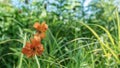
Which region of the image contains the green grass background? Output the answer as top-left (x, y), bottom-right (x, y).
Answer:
top-left (0, 0), bottom-right (120, 68)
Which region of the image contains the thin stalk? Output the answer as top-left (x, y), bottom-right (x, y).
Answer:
top-left (116, 9), bottom-right (120, 47)
top-left (35, 55), bottom-right (40, 68)
top-left (18, 33), bottom-right (27, 68)
top-left (0, 39), bottom-right (23, 45)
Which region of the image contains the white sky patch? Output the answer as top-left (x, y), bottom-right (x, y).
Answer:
top-left (84, 0), bottom-right (92, 7)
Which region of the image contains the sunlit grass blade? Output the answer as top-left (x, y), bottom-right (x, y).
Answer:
top-left (116, 9), bottom-right (120, 47)
top-left (0, 39), bottom-right (23, 45)
top-left (89, 24), bottom-right (120, 63)
top-left (35, 55), bottom-right (40, 68)
top-left (90, 24), bottom-right (115, 45)
top-left (80, 22), bottom-right (107, 54)
top-left (17, 33), bottom-right (27, 68)
top-left (80, 22), bottom-right (120, 63)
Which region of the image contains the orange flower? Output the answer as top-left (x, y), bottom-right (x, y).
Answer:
top-left (33, 22), bottom-right (41, 30)
top-left (34, 33), bottom-right (41, 41)
top-left (33, 22), bottom-right (48, 32)
top-left (22, 21), bottom-right (48, 58)
top-left (33, 22), bottom-right (48, 40)
top-left (39, 32), bottom-right (46, 39)
top-left (22, 39), bottom-right (44, 58)
top-left (34, 32), bottom-right (46, 40)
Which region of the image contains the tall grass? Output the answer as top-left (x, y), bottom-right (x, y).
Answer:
top-left (1, 0), bottom-right (120, 68)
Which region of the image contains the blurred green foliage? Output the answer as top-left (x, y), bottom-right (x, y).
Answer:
top-left (0, 0), bottom-right (120, 68)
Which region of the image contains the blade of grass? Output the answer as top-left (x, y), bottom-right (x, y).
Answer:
top-left (91, 24), bottom-right (120, 63)
top-left (80, 22), bottom-right (107, 54)
top-left (17, 33), bottom-right (26, 68)
top-left (90, 24), bottom-right (115, 45)
top-left (53, 37), bottom-right (90, 55)
top-left (57, 42), bottom-right (99, 60)
top-left (0, 39), bottom-right (23, 45)
top-left (116, 9), bottom-right (120, 47)
top-left (35, 55), bottom-right (40, 68)
top-left (80, 22), bottom-right (120, 63)
top-left (47, 29), bottom-right (63, 55)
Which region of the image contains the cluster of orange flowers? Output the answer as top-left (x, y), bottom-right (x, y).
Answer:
top-left (22, 22), bottom-right (48, 58)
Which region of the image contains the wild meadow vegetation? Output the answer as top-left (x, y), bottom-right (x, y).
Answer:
top-left (0, 0), bottom-right (120, 68)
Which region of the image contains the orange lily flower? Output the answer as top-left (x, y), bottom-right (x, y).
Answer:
top-left (22, 39), bottom-right (44, 58)
top-left (34, 32), bottom-right (46, 41)
top-left (33, 22), bottom-right (48, 32)
top-left (22, 22), bottom-right (48, 58)
top-left (33, 22), bottom-right (48, 40)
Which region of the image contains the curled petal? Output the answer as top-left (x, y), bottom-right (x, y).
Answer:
top-left (34, 33), bottom-right (41, 41)
top-left (33, 22), bottom-right (41, 30)
top-left (30, 38), bottom-right (40, 47)
top-left (22, 47), bottom-right (33, 58)
top-left (36, 44), bottom-right (44, 56)
top-left (40, 32), bottom-right (46, 39)
top-left (33, 22), bottom-right (48, 32)
top-left (22, 38), bottom-right (44, 58)
top-left (41, 22), bottom-right (48, 32)
top-left (25, 42), bottom-right (31, 48)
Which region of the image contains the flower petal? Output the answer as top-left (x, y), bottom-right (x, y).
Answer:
top-left (34, 33), bottom-right (41, 41)
top-left (33, 22), bottom-right (41, 30)
top-left (40, 32), bottom-right (46, 39)
top-left (41, 22), bottom-right (48, 32)
top-left (36, 44), bottom-right (44, 56)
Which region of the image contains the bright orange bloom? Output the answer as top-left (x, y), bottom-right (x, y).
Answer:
top-left (22, 39), bottom-right (44, 58)
top-left (22, 22), bottom-right (48, 58)
top-left (34, 32), bottom-right (46, 41)
top-left (33, 22), bottom-right (48, 32)
top-left (33, 22), bottom-right (48, 40)
top-left (34, 33), bottom-right (41, 41)
top-left (33, 22), bottom-right (41, 30)
top-left (39, 32), bottom-right (46, 39)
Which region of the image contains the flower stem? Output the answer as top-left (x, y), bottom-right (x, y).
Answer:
top-left (18, 33), bottom-right (26, 68)
top-left (35, 55), bottom-right (40, 68)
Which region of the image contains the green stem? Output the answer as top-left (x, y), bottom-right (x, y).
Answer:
top-left (35, 55), bottom-right (40, 68)
top-left (18, 33), bottom-right (26, 68)
top-left (116, 9), bottom-right (120, 47)
top-left (0, 39), bottom-right (23, 45)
